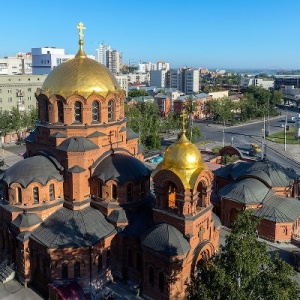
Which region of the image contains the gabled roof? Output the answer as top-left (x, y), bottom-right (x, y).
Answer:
top-left (255, 196), bottom-right (300, 223)
top-left (86, 131), bottom-right (106, 138)
top-left (57, 137), bottom-right (98, 152)
top-left (31, 206), bottom-right (116, 248)
top-left (126, 127), bottom-right (139, 140)
top-left (107, 209), bottom-right (128, 224)
top-left (141, 223), bottom-right (190, 257)
top-left (12, 212), bottom-right (42, 228)
top-left (67, 165), bottom-right (86, 173)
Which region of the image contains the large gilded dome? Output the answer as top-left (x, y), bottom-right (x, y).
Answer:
top-left (153, 132), bottom-right (207, 188)
top-left (41, 42), bottom-right (122, 99)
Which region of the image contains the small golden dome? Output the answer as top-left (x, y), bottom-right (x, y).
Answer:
top-left (41, 29), bottom-right (122, 99)
top-left (153, 132), bottom-right (207, 189)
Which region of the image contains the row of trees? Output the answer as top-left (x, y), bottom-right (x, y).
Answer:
top-left (187, 210), bottom-right (300, 300)
top-left (206, 86), bottom-right (283, 124)
top-left (0, 107), bottom-right (37, 138)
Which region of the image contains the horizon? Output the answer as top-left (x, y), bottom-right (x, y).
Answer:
top-left (2, 0), bottom-right (300, 70)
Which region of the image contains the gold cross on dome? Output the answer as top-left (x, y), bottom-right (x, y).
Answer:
top-left (76, 22), bottom-right (86, 40)
top-left (180, 110), bottom-right (187, 131)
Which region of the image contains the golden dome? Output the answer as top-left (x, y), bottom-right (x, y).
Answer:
top-left (41, 32), bottom-right (122, 99)
top-left (153, 132), bottom-right (207, 189)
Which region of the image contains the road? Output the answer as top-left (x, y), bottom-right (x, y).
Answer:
top-left (196, 109), bottom-right (300, 174)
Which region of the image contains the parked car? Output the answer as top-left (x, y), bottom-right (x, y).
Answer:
top-left (290, 250), bottom-right (300, 272)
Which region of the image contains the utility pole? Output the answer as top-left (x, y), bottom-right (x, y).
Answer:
top-left (222, 120), bottom-right (225, 147)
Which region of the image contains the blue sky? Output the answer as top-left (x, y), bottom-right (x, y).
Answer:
top-left (2, 0), bottom-right (300, 70)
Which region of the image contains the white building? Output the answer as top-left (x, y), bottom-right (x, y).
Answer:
top-left (115, 74), bottom-right (128, 95)
top-left (157, 61), bottom-right (170, 71)
top-left (0, 53), bottom-right (32, 75)
top-left (127, 73), bottom-right (150, 84)
top-left (240, 77), bottom-right (274, 90)
top-left (106, 50), bottom-right (122, 74)
top-left (138, 62), bottom-right (156, 73)
top-left (95, 43), bottom-right (111, 65)
top-left (150, 70), bottom-right (168, 88)
top-left (169, 68), bottom-right (199, 94)
top-left (0, 74), bottom-right (47, 112)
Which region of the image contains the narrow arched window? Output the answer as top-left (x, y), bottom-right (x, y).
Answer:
top-left (149, 266), bottom-right (154, 286)
top-left (98, 181), bottom-right (102, 198)
top-left (33, 187), bottom-right (39, 204)
top-left (74, 262), bottom-right (80, 279)
top-left (16, 187), bottom-right (22, 204)
top-left (127, 183), bottom-right (133, 202)
top-left (74, 101), bottom-right (82, 123)
top-left (108, 100), bottom-right (114, 121)
top-left (98, 254), bottom-right (103, 274)
top-left (159, 272), bottom-right (164, 292)
top-left (92, 101), bottom-right (100, 122)
top-left (62, 263), bottom-right (68, 279)
top-left (57, 101), bottom-right (64, 123)
top-left (49, 184), bottom-right (55, 201)
top-left (112, 184), bottom-right (117, 200)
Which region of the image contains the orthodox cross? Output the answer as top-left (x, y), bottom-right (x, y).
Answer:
top-left (108, 130), bottom-right (114, 150)
top-left (180, 110), bottom-right (187, 132)
top-left (76, 22), bottom-right (86, 40)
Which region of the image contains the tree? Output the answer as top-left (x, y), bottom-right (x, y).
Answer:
top-left (186, 210), bottom-right (300, 300)
top-left (128, 89), bottom-right (148, 98)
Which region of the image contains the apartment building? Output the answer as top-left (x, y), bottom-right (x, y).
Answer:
top-left (0, 74), bottom-right (47, 112)
top-left (150, 70), bottom-right (168, 88)
top-left (138, 62), bottom-right (156, 73)
top-left (0, 53), bottom-right (32, 75)
top-left (240, 77), bottom-right (274, 90)
top-left (115, 74), bottom-right (128, 95)
top-left (127, 73), bottom-right (150, 84)
top-left (169, 68), bottom-right (199, 94)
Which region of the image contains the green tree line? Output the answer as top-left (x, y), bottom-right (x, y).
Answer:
top-left (0, 107), bottom-right (37, 137)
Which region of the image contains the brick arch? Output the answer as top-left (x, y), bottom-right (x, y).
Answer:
top-left (153, 169), bottom-right (185, 194)
top-left (192, 240), bottom-right (215, 271)
top-left (219, 146), bottom-right (243, 160)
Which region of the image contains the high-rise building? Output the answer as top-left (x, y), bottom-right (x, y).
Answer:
top-left (169, 68), bottom-right (199, 94)
top-left (157, 61), bottom-right (170, 71)
top-left (95, 44), bottom-right (122, 74)
top-left (150, 70), bottom-right (168, 88)
top-left (95, 43), bottom-right (111, 65)
top-left (0, 53), bottom-right (32, 75)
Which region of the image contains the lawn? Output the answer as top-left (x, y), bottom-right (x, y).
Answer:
top-left (267, 128), bottom-right (300, 145)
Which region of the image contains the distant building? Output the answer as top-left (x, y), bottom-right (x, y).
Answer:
top-left (32, 47), bottom-right (96, 75)
top-left (150, 70), bottom-right (168, 88)
top-left (0, 53), bottom-right (32, 75)
top-left (157, 61), bottom-right (170, 71)
top-left (95, 43), bottom-right (111, 65)
top-left (115, 74), bottom-right (128, 95)
top-left (169, 68), bottom-right (199, 94)
top-left (154, 93), bottom-right (172, 116)
top-left (240, 77), bottom-right (274, 90)
top-left (127, 73), bottom-right (150, 85)
top-left (138, 62), bottom-right (156, 73)
top-left (274, 75), bottom-right (300, 89)
top-left (209, 90), bottom-right (229, 99)
top-left (0, 74), bottom-right (47, 112)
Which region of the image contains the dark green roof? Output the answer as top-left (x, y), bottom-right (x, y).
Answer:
top-left (218, 178), bottom-right (273, 204)
top-left (255, 196), bottom-right (300, 223)
top-left (31, 206), bottom-right (116, 248)
top-left (142, 223), bottom-right (190, 257)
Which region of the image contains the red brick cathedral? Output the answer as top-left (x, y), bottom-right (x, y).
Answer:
top-left (0, 23), bottom-right (220, 299)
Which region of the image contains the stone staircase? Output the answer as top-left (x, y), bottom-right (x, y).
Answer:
top-left (0, 260), bottom-right (15, 283)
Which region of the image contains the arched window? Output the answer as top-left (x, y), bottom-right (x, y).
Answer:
top-left (49, 184), bottom-right (55, 201)
top-left (149, 266), bottom-right (154, 286)
top-left (16, 187), bottom-right (22, 204)
top-left (74, 101), bottom-right (82, 123)
top-left (97, 254), bottom-right (103, 274)
top-left (33, 187), bottom-right (39, 204)
top-left (57, 101), bottom-right (64, 123)
top-left (127, 183), bottom-right (133, 202)
top-left (74, 262), bottom-right (80, 279)
top-left (112, 184), bottom-right (117, 200)
top-left (159, 272), bottom-right (164, 292)
top-left (108, 100), bottom-right (114, 121)
top-left (127, 249), bottom-right (133, 267)
top-left (167, 182), bottom-right (177, 210)
top-left (62, 263), bottom-right (68, 279)
top-left (92, 101), bottom-right (100, 122)
top-left (98, 181), bottom-right (102, 198)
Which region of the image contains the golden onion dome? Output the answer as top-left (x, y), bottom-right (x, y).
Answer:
top-left (153, 131), bottom-right (207, 189)
top-left (41, 24), bottom-right (122, 99)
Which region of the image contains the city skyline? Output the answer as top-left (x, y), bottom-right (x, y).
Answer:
top-left (2, 0), bottom-right (300, 70)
